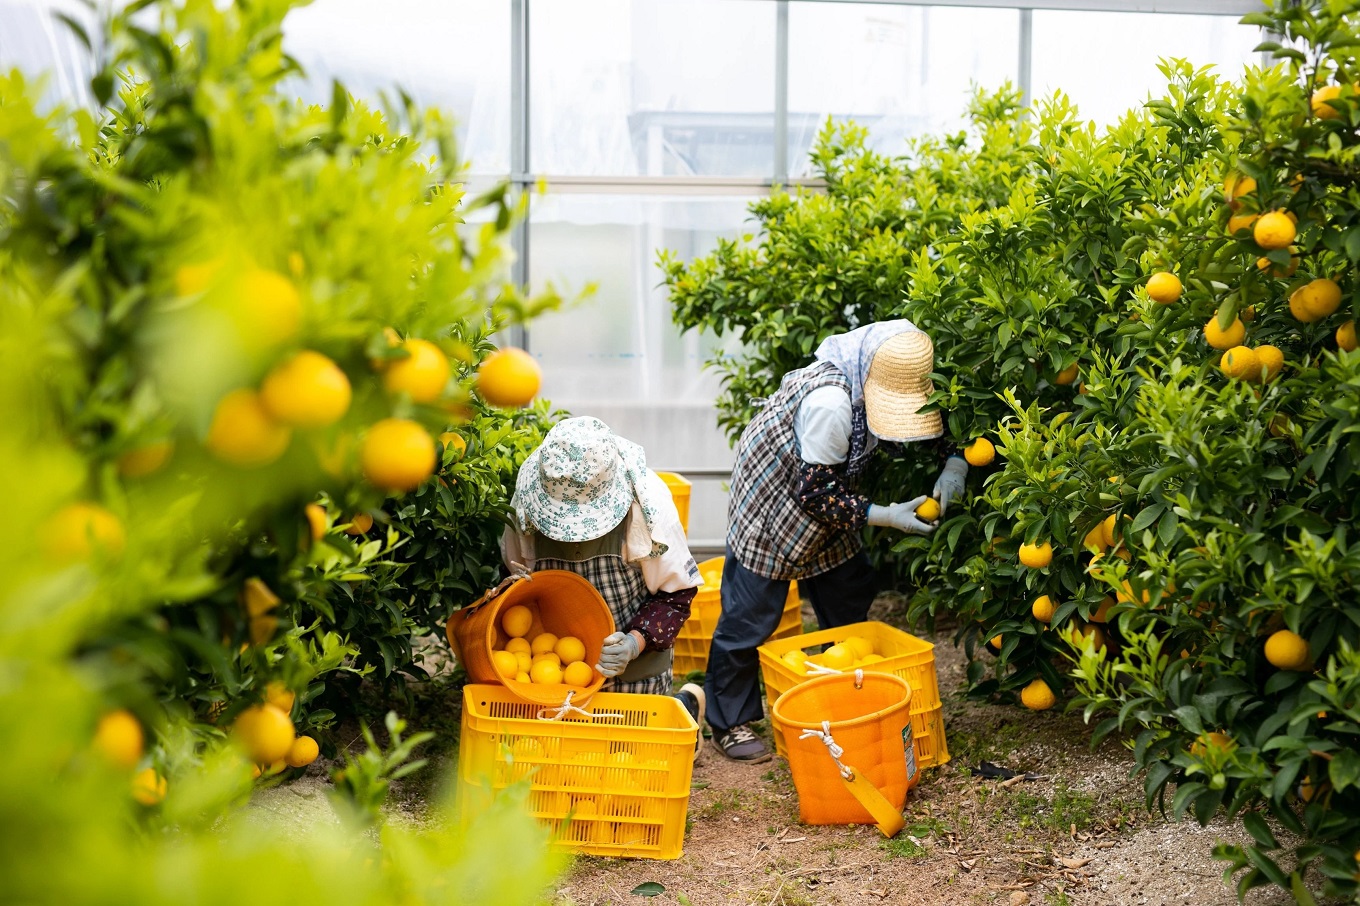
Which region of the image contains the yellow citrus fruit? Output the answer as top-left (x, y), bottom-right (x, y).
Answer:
top-left (821, 644), bottom-right (855, 671)
top-left (782, 649), bottom-right (809, 671)
top-left (1082, 524), bottom-right (1108, 552)
top-left (1190, 731), bottom-right (1236, 757)
top-left (131, 767), bottom-right (167, 805)
top-left (1018, 541), bottom-right (1053, 568)
top-left (515, 671), bottom-right (531, 683)
top-left (233, 703), bottom-right (296, 765)
top-left (361, 418), bottom-right (435, 491)
top-left (285, 735), bottom-right (320, 768)
top-left (265, 681), bottom-right (296, 714)
top-left (859, 653), bottom-right (884, 667)
top-left (504, 636), bottom-right (532, 655)
top-left (1312, 84), bottom-right (1343, 119)
top-left (1219, 346), bottom-right (1260, 381)
top-left (502, 605), bottom-right (534, 638)
top-left (1091, 597), bottom-right (1115, 624)
top-left (916, 498), bottom-right (941, 522)
top-left (344, 512), bottom-right (373, 535)
top-left (1226, 212), bottom-right (1259, 235)
top-left (530, 632), bottom-right (559, 656)
top-left (1253, 211), bottom-right (1296, 250)
top-left (93, 710), bottom-right (144, 769)
top-left (1055, 362), bottom-right (1079, 385)
top-left (532, 652), bottom-right (562, 668)
top-left (843, 635), bottom-right (874, 659)
top-left (1256, 345), bottom-right (1284, 381)
top-left (1203, 315), bottom-right (1246, 350)
top-left (555, 636), bottom-right (586, 665)
top-left (1031, 595), bottom-right (1056, 623)
top-left (175, 259), bottom-right (222, 296)
top-left (234, 268), bottom-right (302, 348)
top-left (305, 503), bottom-right (327, 541)
top-left (1256, 253), bottom-right (1298, 278)
top-left (1020, 679), bottom-right (1056, 711)
top-left (1146, 272), bottom-right (1182, 304)
top-left (1069, 623), bottom-right (1107, 654)
top-left (260, 350), bottom-right (352, 428)
top-left (117, 439), bottom-right (174, 478)
top-left (382, 338), bottom-right (450, 403)
top-left (492, 649), bottom-right (519, 679)
top-left (440, 432), bottom-right (467, 458)
top-left (989, 634), bottom-right (1003, 650)
top-left (206, 389), bottom-right (292, 467)
top-left (563, 661), bottom-right (595, 687)
top-left (1289, 278), bottom-right (1342, 323)
top-left (41, 502), bottom-right (126, 562)
top-left (1223, 173), bottom-right (1256, 204)
top-left (1338, 320), bottom-right (1358, 352)
top-left (1100, 514), bottom-right (1118, 548)
top-left (964, 437), bottom-right (995, 467)
top-left (241, 577), bottom-right (280, 617)
top-left (1264, 629), bottom-right (1311, 671)
top-left (515, 652), bottom-right (532, 674)
top-left (477, 347), bottom-right (542, 408)
top-left (530, 659), bottom-right (563, 685)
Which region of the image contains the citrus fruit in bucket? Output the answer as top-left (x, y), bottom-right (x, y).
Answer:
top-left (492, 650), bottom-right (519, 679)
top-left (555, 636), bottom-right (586, 664)
top-left (563, 661), bottom-right (595, 686)
top-left (530, 660), bottom-right (563, 685)
top-left (505, 637), bottom-right (531, 655)
top-left (501, 605), bottom-right (533, 638)
top-left (531, 632), bottom-right (558, 656)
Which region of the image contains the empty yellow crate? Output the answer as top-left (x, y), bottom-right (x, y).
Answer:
top-left (672, 555), bottom-right (804, 678)
top-left (456, 685), bottom-right (697, 860)
top-left (656, 471), bottom-right (691, 536)
top-left (758, 621), bottom-right (949, 767)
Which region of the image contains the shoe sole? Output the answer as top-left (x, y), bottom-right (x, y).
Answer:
top-left (678, 683), bottom-right (706, 760)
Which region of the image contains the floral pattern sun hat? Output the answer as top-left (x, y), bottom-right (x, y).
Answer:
top-left (513, 416), bottom-right (665, 544)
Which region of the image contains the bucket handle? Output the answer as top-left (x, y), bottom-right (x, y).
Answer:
top-left (799, 719), bottom-right (906, 838)
top-left (470, 563), bottom-right (534, 615)
top-left (536, 689), bottom-right (625, 722)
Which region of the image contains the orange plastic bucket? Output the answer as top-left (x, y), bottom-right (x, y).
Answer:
top-left (446, 570), bottom-right (615, 707)
top-left (772, 671), bottom-right (917, 828)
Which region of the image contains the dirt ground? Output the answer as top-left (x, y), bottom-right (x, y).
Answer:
top-left (248, 599), bottom-right (1320, 906)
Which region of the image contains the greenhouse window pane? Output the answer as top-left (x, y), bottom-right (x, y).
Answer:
top-left (1031, 11), bottom-right (1262, 127)
top-left (0, 0), bottom-right (97, 111)
top-left (282, 0), bottom-right (510, 175)
top-left (530, 0), bottom-right (777, 178)
top-left (788, 3), bottom-right (1019, 177)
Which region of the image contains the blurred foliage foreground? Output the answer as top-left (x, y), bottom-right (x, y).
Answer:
top-left (0, 1), bottom-right (566, 902)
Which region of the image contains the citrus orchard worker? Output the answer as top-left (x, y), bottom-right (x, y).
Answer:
top-left (705, 320), bottom-right (966, 763)
top-left (500, 416), bottom-right (707, 719)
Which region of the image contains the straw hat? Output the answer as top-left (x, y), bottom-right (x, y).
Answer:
top-left (514, 416), bottom-right (638, 542)
top-left (862, 331), bottom-right (943, 442)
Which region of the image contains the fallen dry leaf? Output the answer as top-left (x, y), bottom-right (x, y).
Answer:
top-left (1060, 857), bottom-right (1093, 870)
top-left (959, 859), bottom-right (977, 872)
top-left (1009, 891), bottom-right (1030, 906)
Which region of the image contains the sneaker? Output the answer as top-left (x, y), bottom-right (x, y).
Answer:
top-left (712, 723), bottom-right (772, 764)
top-left (675, 684), bottom-right (706, 760)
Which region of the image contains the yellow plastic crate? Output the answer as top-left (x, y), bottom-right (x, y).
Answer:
top-left (656, 471), bottom-right (691, 536)
top-left (671, 556), bottom-right (804, 678)
top-left (758, 621), bottom-right (949, 767)
top-left (456, 685), bottom-right (697, 860)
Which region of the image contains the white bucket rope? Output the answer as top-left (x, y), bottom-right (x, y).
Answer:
top-left (803, 663), bottom-right (867, 689)
top-left (483, 562), bottom-right (534, 601)
top-left (536, 689), bottom-right (625, 722)
top-left (799, 719), bottom-right (854, 781)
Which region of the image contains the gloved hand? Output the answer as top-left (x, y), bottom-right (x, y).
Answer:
top-left (596, 630), bottom-right (642, 677)
top-left (866, 497), bottom-right (938, 536)
top-left (932, 456), bottom-right (969, 517)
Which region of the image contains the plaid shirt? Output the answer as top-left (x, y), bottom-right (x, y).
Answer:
top-left (727, 361), bottom-right (865, 580)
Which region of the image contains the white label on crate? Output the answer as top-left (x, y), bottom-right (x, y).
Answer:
top-left (902, 728), bottom-right (917, 782)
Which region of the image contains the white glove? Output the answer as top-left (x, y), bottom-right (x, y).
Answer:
top-left (866, 497), bottom-right (937, 536)
top-left (932, 456), bottom-right (969, 517)
top-left (596, 631), bottom-right (641, 677)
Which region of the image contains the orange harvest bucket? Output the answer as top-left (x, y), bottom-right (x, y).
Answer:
top-left (771, 671), bottom-right (917, 835)
top-left (446, 570), bottom-right (615, 707)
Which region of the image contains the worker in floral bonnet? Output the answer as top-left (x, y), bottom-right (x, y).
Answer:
top-left (704, 320), bottom-right (965, 763)
top-left (501, 416), bottom-right (707, 728)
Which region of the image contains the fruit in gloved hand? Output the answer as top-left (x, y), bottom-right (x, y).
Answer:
top-left (916, 498), bottom-right (941, 522)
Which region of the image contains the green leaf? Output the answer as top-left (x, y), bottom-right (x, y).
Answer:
top-left (1327, 748), bottom-right (1360, 793)
top-left (630, 882), bottom-right (666, 898)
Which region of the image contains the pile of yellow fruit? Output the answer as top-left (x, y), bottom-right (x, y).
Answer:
top-left (780, 634), bottom-right (884, 675)
top-left (492, 603), bottom-right (598, 688)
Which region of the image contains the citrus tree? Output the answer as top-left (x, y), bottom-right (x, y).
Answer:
top-left (664, 2), bottom-right (1360, 899)
top-left (1, 0), bottom-right (563, 899)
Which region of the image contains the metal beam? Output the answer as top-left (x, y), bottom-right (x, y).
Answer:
top-left (509, 0), bottom-right (530, 351)
top-left (729, 0), bottom-right (1258, 12)
top-left (1018, 8), bottom-right (1033, 112)
top-left (517, 175), bottom-right (826, 195)
top-left (774, 0), bottom-right (789, 185)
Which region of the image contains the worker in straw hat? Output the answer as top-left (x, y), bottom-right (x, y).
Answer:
top-left (501, 416), bottom-right (707, 733)
top-left (704, 320), bottom-right (966, 763)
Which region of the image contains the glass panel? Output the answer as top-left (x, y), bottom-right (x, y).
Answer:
top-left (283, 0), bottom-right (511, 174)
top-left (0, 0), bottom-right (97, 111)
top-left (788, 3), bottom-right (1020, 177)
top-left (530, 0), bottom-right (777, 177)
top-left (527, 192), bottom-right (755, 546)
top-left (1031, 11), bottom-right (1262, 126)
